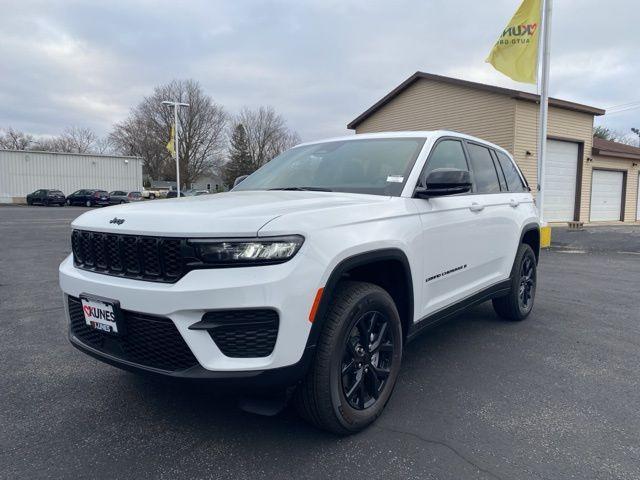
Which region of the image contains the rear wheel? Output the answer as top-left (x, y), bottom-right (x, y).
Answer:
top-left (492, 243), bottom-right (537, 321)
top-left (295, 281), bottom-right (403, 434)
top-left (85, 200), bottom-right (92, 207)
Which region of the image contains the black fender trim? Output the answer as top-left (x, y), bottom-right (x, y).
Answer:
top-left (520, 222), bottom-right (541, 263)
top-left (306, 248), bottom-right (414, 349)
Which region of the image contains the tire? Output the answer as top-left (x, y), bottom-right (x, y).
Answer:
top-left (294, 281), bottom-right (403, 435)
top-left (85, 200), bottom-right (92, 207)
top-left (120, 200), bottom-right (126, 204)
top-left (149, 193), bottom-right (155, 200)
top-left (492, 243), bottom-right (537, 321)
top-left (44, 199), bottom-right (50, 207)
top-left (66, 199), bottom-right (71, 206)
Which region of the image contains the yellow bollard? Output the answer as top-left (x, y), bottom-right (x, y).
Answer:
top-left (540, 225), bottom-right (551, 248)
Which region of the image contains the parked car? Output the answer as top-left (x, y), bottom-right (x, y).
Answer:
top-left (141, 188), bottom-right (167, 199)
top-left (109, 191), bottom-right (142, 205)
top-left (165, 190), bottom-right (195, 198)
top-left (60, 130), bottom-right (539, 434)
top-left (66, 189), bottom-right (110, 207)
top-left (26, 189), bottom-right (66, 206)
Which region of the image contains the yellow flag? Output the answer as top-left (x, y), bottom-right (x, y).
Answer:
top-left (166, 125), bottom-right (175, 157)
top-left (486, 0), bottom-right (541, 84)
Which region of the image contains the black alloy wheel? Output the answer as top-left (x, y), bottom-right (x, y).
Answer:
top-left (492, 243), bottom-right (537, 321)
top-left (295, 281), bottom-right (403, 434)
top-left (518, 255), bottom-right (535, 312)
top-left (341, 311), bottom-right (394, 410)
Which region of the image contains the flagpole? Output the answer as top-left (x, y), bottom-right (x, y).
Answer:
top-left (536, 0), bottom-right (553, 226)
top-left (174, 105), bottom-right (180, 197)
top-left (162, 101), bottom-right (190, 197)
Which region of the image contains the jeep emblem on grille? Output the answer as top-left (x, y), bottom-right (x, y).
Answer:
top-left (109, 217), bottom-right (125, 225)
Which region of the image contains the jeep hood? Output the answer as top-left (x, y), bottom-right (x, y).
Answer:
top-left (71, 190), bottom-right (391, 237)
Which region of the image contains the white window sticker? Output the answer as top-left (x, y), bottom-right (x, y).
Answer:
top-left (386, 175), bottom-right (404, 183)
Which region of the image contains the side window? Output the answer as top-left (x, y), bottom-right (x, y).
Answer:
top-left (423, 139), bottom-right (469, 180)
top-left (466, 143), bottom-right (501, 194)
top-left (492, 152), bottom-right (508, 191)
top-left (496, 151), bottom-right (527, 192)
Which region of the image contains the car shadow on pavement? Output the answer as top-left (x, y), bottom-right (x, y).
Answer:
top-left (120, 301), bottom-right (510, 435)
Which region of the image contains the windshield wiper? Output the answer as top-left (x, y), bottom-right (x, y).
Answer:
top-left (268, 186), bottom-right (333, 192)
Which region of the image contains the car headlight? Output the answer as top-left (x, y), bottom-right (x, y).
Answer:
top-left (188, 235), bottom-right (304, 266)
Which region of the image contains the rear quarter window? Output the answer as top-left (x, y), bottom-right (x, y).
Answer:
top-left (496, 151), bottom-right (528, 192)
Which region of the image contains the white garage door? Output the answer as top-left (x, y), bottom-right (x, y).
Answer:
top-left (544, 140), bottom-right (579, 222)
top-left (637, 174), bottom-right (640, 221)
top-left (590, 170), bottom-right (623, 222)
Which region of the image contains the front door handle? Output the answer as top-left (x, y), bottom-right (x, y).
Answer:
top-left (509, 199), bottom-right (520, 208)
top-left (469, 202), bottom-right (485, 212)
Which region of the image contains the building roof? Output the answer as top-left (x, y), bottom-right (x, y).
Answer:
top-left (347, 72), bottom-right (606, 130)
top-left (592, 136), bottom-right (640, 161)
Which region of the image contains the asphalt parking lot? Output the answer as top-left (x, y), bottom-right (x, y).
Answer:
top-left (2, 206), bottom-right (639, 480)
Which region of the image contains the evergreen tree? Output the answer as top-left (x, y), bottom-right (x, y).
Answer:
top-left (222, 123), bottom-right (253, 187)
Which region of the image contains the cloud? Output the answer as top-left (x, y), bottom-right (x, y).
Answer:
top-left (0, 0), bottom-right (638, 141)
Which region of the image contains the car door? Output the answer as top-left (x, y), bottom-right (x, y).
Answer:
top-left (464, 141), bottom-right (521, 283)
top-left (72, 190), bottom-right (83, 205)
top-left (412, 137), bottom-right (486, 318)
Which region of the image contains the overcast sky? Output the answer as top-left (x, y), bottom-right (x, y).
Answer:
top-left (2, 0), bottom-right (639, 142)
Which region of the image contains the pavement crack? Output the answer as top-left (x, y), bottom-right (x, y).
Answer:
top-left (374, 424), bottom-right (506, 480)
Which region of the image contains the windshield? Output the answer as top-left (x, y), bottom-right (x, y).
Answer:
top-left (233, 137), bottom-right (426, 196)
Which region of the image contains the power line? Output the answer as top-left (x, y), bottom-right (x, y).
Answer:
top-left (606, 100), bottom-right (640, 110)
top-left (602, 103), bottom-right (640, 116)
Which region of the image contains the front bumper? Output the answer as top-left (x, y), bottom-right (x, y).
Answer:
top-left (59, 252), bottom-right (323, 380)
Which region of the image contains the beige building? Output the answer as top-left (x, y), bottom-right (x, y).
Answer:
top-left (348, 71), bottom-right (640, 223)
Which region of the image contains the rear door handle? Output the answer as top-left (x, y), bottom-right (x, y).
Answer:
top-left (469, 202), bottom-right (485, 212)
top-left (509, 199), bottom-right (520, 208)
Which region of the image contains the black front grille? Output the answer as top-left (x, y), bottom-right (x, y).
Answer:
top-left (71, 230), bottom-right (184, 283)
top-left (202, 310), bottom-right (279, 358)
top-left (68, 296), bottom-right (198, 372)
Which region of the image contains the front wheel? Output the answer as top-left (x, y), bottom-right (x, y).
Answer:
top-left (295, 281), bottom-right (403, 434)
top-left (492, 243), bottom-right (537, 321)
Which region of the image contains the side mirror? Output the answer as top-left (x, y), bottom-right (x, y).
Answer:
top-left (233, 175), bottom-right (249, 187)
top-left (415, 168), bottom-right (471, 198)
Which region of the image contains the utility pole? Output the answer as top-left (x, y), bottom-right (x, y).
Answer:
top-left (162, 100), bottom-right (190, 196)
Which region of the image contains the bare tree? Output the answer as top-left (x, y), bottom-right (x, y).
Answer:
top-left (235, 106), bottom-right (300, 171)
top-left (0, 127), bottom-right (35, 150)
top-left (110, 79), bottom-right (228, 186)
top-left (32, 126), bottom-right (99, 153)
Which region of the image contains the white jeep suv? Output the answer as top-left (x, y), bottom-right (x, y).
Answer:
top-left (59, 131), bottom-right (540, 434)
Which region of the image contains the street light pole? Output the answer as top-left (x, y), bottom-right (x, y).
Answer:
top-left (162, 100), bottom-right (190, 196)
